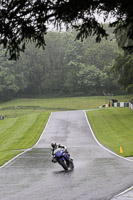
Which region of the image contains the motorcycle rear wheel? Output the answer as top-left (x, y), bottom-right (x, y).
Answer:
top-left (69, 160), bottom-right (74, 170)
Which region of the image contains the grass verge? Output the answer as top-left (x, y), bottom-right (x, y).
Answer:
top-left (0, 95), bottom-right (132, 166)
top-left (0, 112), bottom-right (50, 166)
top-left (0, 95), bottom-right (132, 112)
top-left (86, 108), bottom-right (133, 157)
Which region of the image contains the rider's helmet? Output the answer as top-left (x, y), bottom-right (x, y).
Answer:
top-left (51, 141), bottom-right (57, 149)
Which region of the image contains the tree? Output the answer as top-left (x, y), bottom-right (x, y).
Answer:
top-left (0, 66), bottom-right (19, 100)
top-left (63, 61), bottom-right (81, 94)
top-left (0, 0), bottom-right (133, 59)
top-left (113, 52), bottom-right (133, 92)
top-left (0, 29), bottom-right (120, 99)
top-left (77, 64), bottom-right (108, 95)
top-left (115, 24), bottom-right (133, 53)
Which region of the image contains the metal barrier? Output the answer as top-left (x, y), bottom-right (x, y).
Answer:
top-left (99, 102), bottom-right (132, 109)
top-left (129, 102), bottom-right (133, 109)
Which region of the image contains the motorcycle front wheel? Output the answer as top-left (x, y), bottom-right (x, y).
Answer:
top-left (58, 159), bottom-right (68, 171)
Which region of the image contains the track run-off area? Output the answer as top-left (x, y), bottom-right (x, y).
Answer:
top-left (0, 110), bottom-right (133, 200)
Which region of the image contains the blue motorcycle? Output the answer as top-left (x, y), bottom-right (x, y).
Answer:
top-left (52, 148), bottom-right (74, 171)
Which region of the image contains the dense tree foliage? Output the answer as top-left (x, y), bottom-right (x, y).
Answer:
top-left (112, 27), bottom-right (133, 92)
top-left (0, 30), bottom-right (122, 101)
top-left (0, 0), bottom-right (133, 59)
top-left (113, 52), bottom-right (133, 93)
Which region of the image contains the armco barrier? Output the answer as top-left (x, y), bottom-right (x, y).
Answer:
top-left (120, 102), bottom-right (124, 107)
top-left (114, 102), bottom-right (117, 107)
top-left (129, 102), bottom-right (133, 109)
top-left (114, 102), bottom-right (120, 107)
top-left (114, 102), bottom-right (129, 108)
top-left (100, 102), bottom-right (130, 109)
top-left (124, 102), bottom-right (129, 107)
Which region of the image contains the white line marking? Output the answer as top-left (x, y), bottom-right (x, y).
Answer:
top-left (84, 110), bottom-right (133, 162)
top-left (34, 112), bottom-right (53, 147)
top-left (0, 112), bottom-right (52, 169)
top-left (84, 110), bottom-right (133, 199)
top-left (112, 186), bottom-right (133, 198)
top-left (1, 110), bottom-right (132, 198)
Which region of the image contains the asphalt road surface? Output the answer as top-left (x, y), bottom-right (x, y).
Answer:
top-left (0, 111), bottom-right (133, 200)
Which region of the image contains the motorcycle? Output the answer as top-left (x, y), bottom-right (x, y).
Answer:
top-left (52, 148), bottom-right (74, 171)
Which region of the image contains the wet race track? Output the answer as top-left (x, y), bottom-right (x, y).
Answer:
top-left (0, 111), bottom-right (133, 200)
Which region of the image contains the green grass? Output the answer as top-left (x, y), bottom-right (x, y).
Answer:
top-left (0, 112), bottom-right (50, 166)
top-left (0, 95), bottom-right (132, 166)
top-left (0, 96), bottom-right (105, 111)
top-left (86, 108), bottom-right (133, 157)
top-left (0, 150), bottom-right (22, 166)
top-left (0, 95), bottom-right (132, 112)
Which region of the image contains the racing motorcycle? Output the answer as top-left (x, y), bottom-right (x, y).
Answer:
top-left (52, 148), bottom-right (74, 171)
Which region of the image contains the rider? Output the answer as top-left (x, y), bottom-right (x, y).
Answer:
top-left (51, 141), bottom-right (70, 165)
top-left (51, 141), bottom-right (68, 155)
